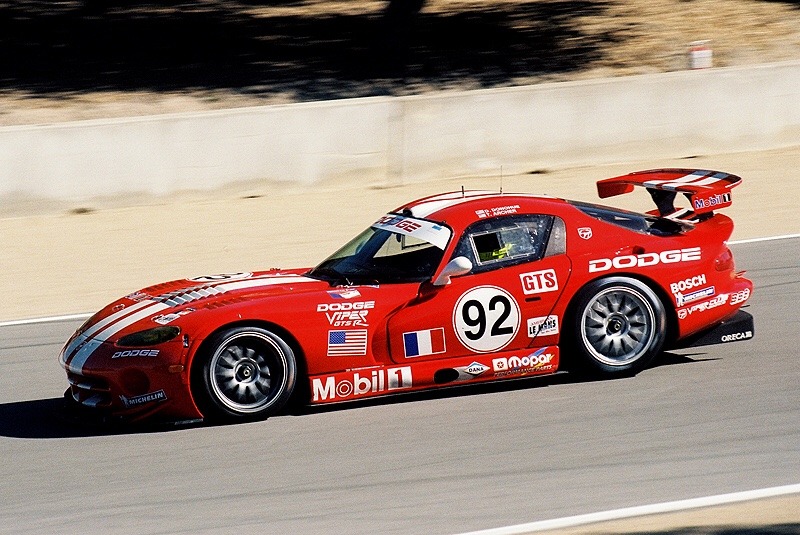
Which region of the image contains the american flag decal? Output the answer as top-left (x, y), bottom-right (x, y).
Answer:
top-left (327, 330), bottom-right (368, 356)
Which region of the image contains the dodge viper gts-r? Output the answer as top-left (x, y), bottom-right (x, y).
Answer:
top-left (59, 168), bottom-right (754, 424)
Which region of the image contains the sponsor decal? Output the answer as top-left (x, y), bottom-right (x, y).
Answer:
top-left (589, 247), bottom-right (702, 273)
top-left (519, 269), bottom-right (559, 295)
top-left (317, 301), bottom-right (374, 312)
top-left (311, 366), bottom-right (412, 401)
top-left (677, 294), bottom-right (729, 319)
top-left (327, 330), bottom-right (368, 356)
top-left (328, 288), bottom-right (361, 300)
top-left (527, 315), bottom-right (559, 337)
top-left (463, 361), bottom-right (490, 376)
top-left (152, 308), bottom-right (194, 325)
top-left (324, 310), bottom-right (369, 327)
top-left (187, 272), bottom-right (252, 283)
top-left (112, 349), bottom-right (160, 358)
top-left (475, 205), bottom-right (521, 219)
top-left (721, 331), bottom-right (753, 342)
top-left (403, 328), bottom-right (446, 358)
top-left (372, 215), bottom-right (450, 250)
top-left (730, 288), bottom-right (751, 306)
top-left (670, 274), bottom-right (707, 294)
top-left (578, 227), bottom-right (593, 240)
top-left (676, 286), bottom-right (715, 307)
top-left (693, 192), bottom-right (731, 211)
top-left (454, 286), bottom-right (521, 353)
top-left (120, 389), bottom-right (166, 408)
top-left (492, 348), bottom-right (555, 377)
top-left (375, 215), bottom-right (421, 232)
top-left (318, 301), bottom-right (373, 327)
top-left (126, 291), bottom-right (151, 302)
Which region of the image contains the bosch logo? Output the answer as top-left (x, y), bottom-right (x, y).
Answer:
top-left (589, 247), bottom-right (701, 273)
top-left (670, 274), bottom-right (707, 294)
top-left (721, 331), bottom-right (752, 342)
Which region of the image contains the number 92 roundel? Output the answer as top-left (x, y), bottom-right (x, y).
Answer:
top-left (453, 286), bottom-right (521, 353)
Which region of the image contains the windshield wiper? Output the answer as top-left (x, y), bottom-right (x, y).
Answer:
top-left (307, 265), bottom-right (345, 284)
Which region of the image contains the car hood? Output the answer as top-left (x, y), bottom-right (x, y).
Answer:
top-left (60, 270), bottom-right (327, 372)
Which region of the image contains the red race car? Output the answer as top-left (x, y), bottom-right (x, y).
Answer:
top-left (59, 168), bottom-right (754, 425)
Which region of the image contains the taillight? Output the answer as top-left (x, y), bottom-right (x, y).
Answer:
top-left (715, 247), bottom-right (734, 271)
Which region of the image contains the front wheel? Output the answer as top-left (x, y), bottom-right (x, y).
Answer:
top-left (568, 277), bottom-right (666, 376)
top-left (192, 326), bottom-right (297, 422)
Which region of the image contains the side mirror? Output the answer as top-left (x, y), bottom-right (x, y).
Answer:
top-left (432, 257), bottom-right (472, 286)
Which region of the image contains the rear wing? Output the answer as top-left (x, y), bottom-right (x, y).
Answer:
top-left (597, 169), bottom-right (741, 221)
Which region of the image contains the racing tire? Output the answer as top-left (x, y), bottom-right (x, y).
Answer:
top-left (568, 277), bottom-right (666, 376)
top-left (192, 326), bottom-right (297, 423)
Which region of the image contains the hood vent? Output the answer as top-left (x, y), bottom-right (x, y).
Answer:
top-left (155, 285), bottom-right (226, 307)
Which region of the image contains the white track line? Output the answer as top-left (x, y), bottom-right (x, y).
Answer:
top-left (456, 483), bottom-right (800, 535)
top-left (729, 232), bottom-right (800, 245)
top-left (0, 313), bottom-right (92, 328)
top-left (2, 233), bottom-right (798, 329)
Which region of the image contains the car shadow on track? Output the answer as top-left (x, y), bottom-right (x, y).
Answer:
top-left (0, 351), bottom-right (716, 439)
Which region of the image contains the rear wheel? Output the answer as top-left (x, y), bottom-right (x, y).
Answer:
top-left (192, 326), bottom-right (297, 422)
top-left (569, 277), bottom-right (666, 376)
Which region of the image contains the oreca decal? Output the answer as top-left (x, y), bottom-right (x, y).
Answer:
top-left (453, 286), bottom-right (521, 353)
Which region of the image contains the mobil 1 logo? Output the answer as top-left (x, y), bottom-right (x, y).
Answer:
top-left (453, 286), bottom-right (521, 353)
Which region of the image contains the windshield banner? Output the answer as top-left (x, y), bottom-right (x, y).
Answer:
top-left (372, 215), bottom-right (451, 250)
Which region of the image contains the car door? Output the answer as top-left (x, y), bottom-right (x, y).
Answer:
top-left (387, 214), bottom-right (571, 362)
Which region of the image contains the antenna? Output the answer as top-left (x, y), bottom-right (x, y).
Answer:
top-left (500, 166), bottom-right (504, 194)
top-left (461, 185), bottom-right (465, 198)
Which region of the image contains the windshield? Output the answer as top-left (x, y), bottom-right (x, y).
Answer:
top-left (309, 214), bottom-right (452, 284)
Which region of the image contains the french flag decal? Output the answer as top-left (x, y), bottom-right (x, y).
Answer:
top-left (403, 328), bottom-right (446, 358)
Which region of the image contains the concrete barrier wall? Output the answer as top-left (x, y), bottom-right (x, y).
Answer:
top-left (2, 61), bottom-right (800, 200)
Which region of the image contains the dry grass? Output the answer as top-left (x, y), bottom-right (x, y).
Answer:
top-left (1, 0), bottom-right (799, 125)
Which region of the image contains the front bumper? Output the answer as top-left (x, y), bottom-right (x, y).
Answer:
top-left (60, 336), bottom-right (204, 424)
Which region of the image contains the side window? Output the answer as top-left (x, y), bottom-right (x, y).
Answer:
top-left (452, 214), bottom-right (557, 273)
top-left (544, 216), bottom-right (566, 257)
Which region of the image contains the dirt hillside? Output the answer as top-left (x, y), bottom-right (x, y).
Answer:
top-left (2, 0), bottom-right (800, 125)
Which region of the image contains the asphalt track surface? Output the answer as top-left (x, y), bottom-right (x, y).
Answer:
top-left (0, 238), bottom-right (798, 535)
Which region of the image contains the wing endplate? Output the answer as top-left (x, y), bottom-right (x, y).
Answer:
top-left (597, 169), bottom-right (742, 219)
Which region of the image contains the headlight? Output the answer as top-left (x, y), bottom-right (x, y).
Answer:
top-left (117, 326), bottom-right (180, 347)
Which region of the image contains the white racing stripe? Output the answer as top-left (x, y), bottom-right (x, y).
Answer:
top-left (216, 275), bottom-right (315, 292)
top-left (61, 300), bottom-right (154, 359)
top-left (62, 275), bottom-right (315, 372)
top-left (643, 171), bottom-right (708, 188)
top-left (66, 302), bottom-right (171, 374)
top-left (455, 483), bottom-right (800, 535)
top-left (642, 171), bottom-right (732, 191)
top-left (410, 192), bottom-right (551, 218)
